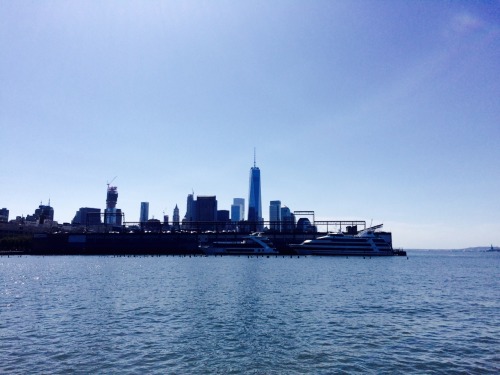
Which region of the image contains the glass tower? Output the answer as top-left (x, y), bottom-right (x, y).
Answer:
top-left (231, 198), bottom-right (245, 222)
top-left (140, 202), bottom-right (149, 224)
top-left (248, 152), bottom-right (262, 229)
top-left (269, 200), bottom-right (281, 231)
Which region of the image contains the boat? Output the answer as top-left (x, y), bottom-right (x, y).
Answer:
top-left (290, 224), bottom-right (406, 256)
top-left (200, 233), bottom-right (278, 255)
top-left (487, 244), bottom-right (499, 252)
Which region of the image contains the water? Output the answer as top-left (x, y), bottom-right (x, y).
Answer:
top-left (1, 251), bottom-right (499, 374)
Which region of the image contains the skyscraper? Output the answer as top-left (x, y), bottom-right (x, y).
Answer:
top-left (281, 206), bottom-right (295, 232)
top-left (248, 151), bottom-right (262, 230)
top-left (231, 198), bottom-right (245, 222)
top-left (196, 195), bottom-right (217, 231)
top-left (104, 184), bottom-right (122, 225)
top-left (269, 200), bottom-right (281, 231)
top-left (184, 192), bottom-right (197, 229)
top-left (173, 204), bottom-right (180, 229)
top-left (140, 202), bottom-right (149, 224)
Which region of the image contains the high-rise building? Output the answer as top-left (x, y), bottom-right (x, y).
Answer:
top-left (140, 202), bottom-right (149, 224)
top-left (197, 196), bottom-right (217, 231)
top-left (184, 193), bottom-right (197, 229)
top-left (248, 151), bottom-right (262, 230)
top-left (104, 184), bottom-right (122, 225)
top-left (173, 204), bottom-right (180, 229)
top-left (26, 202), bottom-right (54, 224)
top-left (231, 198), bottom-right (245, 222)
top-left (269, 200), bottom-right (281, 231)
top-left (281, 206), bottom-right (295, 232)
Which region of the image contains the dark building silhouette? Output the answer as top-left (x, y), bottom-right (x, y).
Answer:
top-left (184, 193), bottom-right (197, 229)
top-left (26, 203), bottom-right (54, 224)
top-left (217, 210), bottom-right (230, 231)
top-left (0, 208), bottom-right (9, 222)
top-left (296, 218), bottom-right (314, 233)
top-left (281, 206), bottom-right (295, 233)
top-left (72, 208), bottom-right (102, 226)
top-left (196, 196), bottom-right (217, 231)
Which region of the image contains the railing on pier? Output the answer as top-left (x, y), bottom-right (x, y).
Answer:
top-left (79, 220), bottom-right (366, 235)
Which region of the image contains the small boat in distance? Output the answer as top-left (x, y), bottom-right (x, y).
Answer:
top-left (487, 244), bottom-right (499, 252)
top-left (200, 233), bottom-right (278, 256)
top-left (290, 224), bottom-right (406, 256)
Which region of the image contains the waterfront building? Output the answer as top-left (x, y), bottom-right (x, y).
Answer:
top-left (0, 208), bottom-right (9, 222)
top-left (140, 202), bottom-right (149, 225)
top-left (281, 206), bottom-right (295, 233)
top-left (269, 200), bottom-right (281, 231)
top-left (248, 152), bottom-right (263, 230)
top-left (231, 198), bottom-right (245, 222)
top-left (72, 207), bottom-right (101, 226)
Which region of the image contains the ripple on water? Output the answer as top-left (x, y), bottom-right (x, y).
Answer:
top-left (0, 254), bottom-right (499, 374)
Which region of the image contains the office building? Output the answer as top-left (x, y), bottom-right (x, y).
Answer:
top-left (173, 204), bottom-right (180, 229)
top-left (196, 195), bottom-right (217, 231)
top-left (0, 208), bottom-right (9, 222)
top-left (140, 202), bottom-right (149, 224)
top-left (231, 198), bottom-right (245, 222)
top-left (281, 206), bottom-right (295, 232)
top-left (248, 152), bottom-right (262, 230)
top-left (269, 200), bottom-right (281, 231)
top-left (72, 207), bottom-right (101, 226)
top-left (26, 202), bottom-right (54, 224)
top-left (184, 193), bottom-right (197, 229)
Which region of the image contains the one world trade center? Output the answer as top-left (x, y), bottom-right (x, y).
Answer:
top-left (248, 150), bottom-right (262, 230)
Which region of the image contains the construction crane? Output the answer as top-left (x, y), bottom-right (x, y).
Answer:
top-left (107, 176), bottom-right (117, 188)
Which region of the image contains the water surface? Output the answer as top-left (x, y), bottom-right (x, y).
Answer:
top-left (1, 251), bottom-right (498, 373)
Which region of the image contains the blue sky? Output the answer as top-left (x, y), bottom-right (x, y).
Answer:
top-left (1, 1), bottom-right (499, 248)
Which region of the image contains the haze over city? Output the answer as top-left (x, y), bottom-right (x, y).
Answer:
top-left (1, 1), bottom-right (499, 249)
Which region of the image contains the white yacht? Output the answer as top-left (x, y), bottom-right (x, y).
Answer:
top-left (290, 224), bottom-right (405, 256)
top-left (200, 233), bottom-right (278, 255)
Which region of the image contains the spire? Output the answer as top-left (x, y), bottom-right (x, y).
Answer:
top-left (253, 147), bottom-right (256, 168)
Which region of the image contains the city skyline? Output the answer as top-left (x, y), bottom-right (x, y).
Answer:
top-left (1, 1), bottom-right (499, 248)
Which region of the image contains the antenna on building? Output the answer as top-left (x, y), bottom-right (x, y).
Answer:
top-left (253, 147), bottom-right (256, 167)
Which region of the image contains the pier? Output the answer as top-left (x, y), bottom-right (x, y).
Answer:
top-left (0, 220), bottom-right (404, 256)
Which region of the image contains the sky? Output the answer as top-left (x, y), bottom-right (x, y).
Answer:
top-left (1, 0), bottom-right (499, 249)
